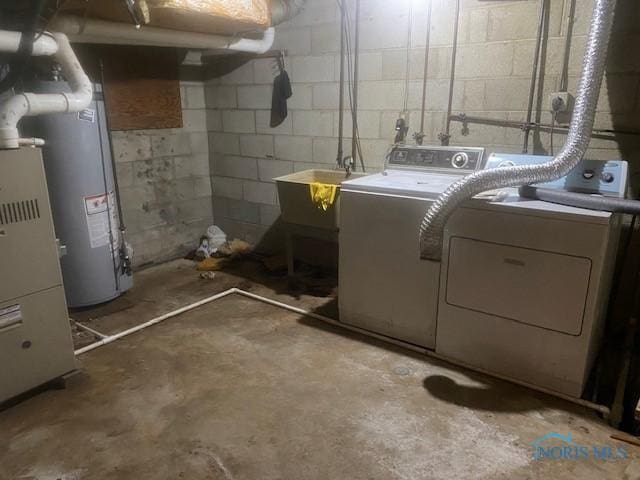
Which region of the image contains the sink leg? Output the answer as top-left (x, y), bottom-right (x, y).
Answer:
top-left (285, 228), bottom-right (294, 277)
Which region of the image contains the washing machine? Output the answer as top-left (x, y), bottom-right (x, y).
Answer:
top-left (339, 145), bottom-right (486, 348)
top-left (436, 154), bottom-right (628, 397)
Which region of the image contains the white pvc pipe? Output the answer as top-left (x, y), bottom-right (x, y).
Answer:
top-left (234, 290), bottom-right (609, 414)
top-left (74, 321), bottom-right (108, 340)
top-left (73, 287), bottom-right (610, 415)
top-left (0, 31), bottom-right (59, 56)
top-left (50, 15), bottom-right (275, 54)
top-left (0, 32), bottom-right (93, 149)
top-left (74, 288), bottom-right (236, 355)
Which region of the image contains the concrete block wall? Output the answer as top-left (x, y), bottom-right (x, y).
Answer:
top-left (112, 80), bottom-right (212, 267)
top-left (206, 0), bottom-right (640, 245)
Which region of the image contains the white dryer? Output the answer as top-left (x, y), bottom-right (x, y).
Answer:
top-left (436, 154), bottom-right (628, 397)
top-left (339, 146), bottom-right (485, 348)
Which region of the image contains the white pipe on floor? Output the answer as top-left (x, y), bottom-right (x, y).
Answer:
top-left (74, 321), bottom-right (108, 340)
top-left (50, 15), bottom-right (275, 54)
top-left (233, 289), bottom-right (429, 355)
top-left (74, 288), bottom-right (610, 415)
top-left (74, 288), bottom-right (237, 355)
top-left (233, 290), bottom-right (609, 415)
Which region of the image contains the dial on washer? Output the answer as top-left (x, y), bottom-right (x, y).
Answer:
top-left (451, 152), bottom-right (469, 169)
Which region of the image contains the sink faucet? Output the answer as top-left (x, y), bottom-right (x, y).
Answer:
top-left (343, 155), bottom-right (355, 177)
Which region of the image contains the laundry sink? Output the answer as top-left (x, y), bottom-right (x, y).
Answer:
top-left (275, 169), bottom-right (367, 230)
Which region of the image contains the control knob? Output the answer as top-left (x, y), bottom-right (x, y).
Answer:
top-left (451, 152), bottom-right (469, 169)
top-left (601, 172), bottom-right (615, 183)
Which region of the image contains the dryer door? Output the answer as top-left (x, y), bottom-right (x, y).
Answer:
top-left (445, 237), bottom-right (591, 335)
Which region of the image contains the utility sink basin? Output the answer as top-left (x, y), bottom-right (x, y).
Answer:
top-left (275, 169), bottom-right (367, 230)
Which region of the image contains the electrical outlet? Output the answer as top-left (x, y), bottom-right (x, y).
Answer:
top-left (549, 92), bottom-right (573, 113)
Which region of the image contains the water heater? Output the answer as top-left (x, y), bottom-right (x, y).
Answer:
top-left (24, 82), bottom-right (133, 307)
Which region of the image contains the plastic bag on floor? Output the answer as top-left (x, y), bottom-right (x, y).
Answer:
top-left (207, 225), bottom-right (227, 252)
top-left (195, 225), bottom-right (228, 259)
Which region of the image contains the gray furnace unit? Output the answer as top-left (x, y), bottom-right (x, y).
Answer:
top-left (24, 82), bottom-right (132, 307)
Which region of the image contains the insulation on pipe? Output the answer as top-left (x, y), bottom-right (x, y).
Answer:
top-left (419, 0), bottom-right (618, 261)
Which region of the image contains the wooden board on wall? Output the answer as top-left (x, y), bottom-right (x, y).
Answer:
top-left (101, 46), bottom-right (182, 131)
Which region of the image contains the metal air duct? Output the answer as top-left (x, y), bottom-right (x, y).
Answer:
top-left (418, 0), bottom-right (618, 261)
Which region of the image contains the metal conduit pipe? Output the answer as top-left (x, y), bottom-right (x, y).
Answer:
top-left (0, 32), bottom-right (93, 149)
top-left (416, 0), bottom-right (433, 145)
top-left (351, 0), bottom-right (361, 166)
top-left (448, 113), bottom-right (640, 140)
top-left (560, 0), bottom-right (578, 92)
top-left (522, 0), bottom-right (547, 154)
top-left (336, 1), bottom-right (346, 166)
top-left (419, 0), bottom-right (618, 261)
top-left (439, 0), bottom-right (461, 146)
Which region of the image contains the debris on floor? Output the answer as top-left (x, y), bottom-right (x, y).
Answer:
top-left (219, 238), bottom-right (253, 257)
top-left (196, 238), bottom-right (253, 271)
top-left (199, 271), bottom-right (217, 280)
top-left (196, 256), bottom-right (227, 271)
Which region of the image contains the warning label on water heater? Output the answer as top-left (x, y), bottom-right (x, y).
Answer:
top-left (0, 304), bottom-right (22, 330)
top-left (84, 192), bottom-right (119, 250)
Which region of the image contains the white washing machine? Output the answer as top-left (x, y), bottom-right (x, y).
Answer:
top-left (340, 148), bottom-right (627, 398)
top-left (339, 145), bottom-right (486, 348)
top-left (436, 154), bottom-right (627, 397)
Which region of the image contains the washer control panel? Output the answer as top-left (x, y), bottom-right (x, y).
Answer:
top-left (387, 145), bottom-right (485, 173)
top-left (485, 153), bottom-right (628, 197)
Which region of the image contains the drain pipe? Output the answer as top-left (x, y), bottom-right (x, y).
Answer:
top-left (0, 32), bottom-right (92, 149)
top-left (50, 14), bottom-right (275, 54)
top-left (419, 0), bottom-right (618, 261)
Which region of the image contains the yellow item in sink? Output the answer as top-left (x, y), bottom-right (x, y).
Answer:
top-left (309, 182), bottom-right (338, 211)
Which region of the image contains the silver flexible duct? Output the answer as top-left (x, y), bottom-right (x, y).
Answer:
top-left (418, 0), bottom-right (617, 261)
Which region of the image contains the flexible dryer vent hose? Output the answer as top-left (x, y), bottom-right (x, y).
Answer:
top-left (519, 186), bottom-right (640, 215)
top-left (418, 0), bottom-right (618, 261)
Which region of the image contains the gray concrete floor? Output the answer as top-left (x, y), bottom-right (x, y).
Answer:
top-left (1, 259), bottom-right (639, 479)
